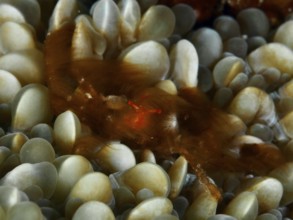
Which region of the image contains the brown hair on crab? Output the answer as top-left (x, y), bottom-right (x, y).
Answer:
top-left (45, 22), bottom-right (285, 200)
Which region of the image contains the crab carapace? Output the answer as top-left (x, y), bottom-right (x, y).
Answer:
top-left (45, 23), bottom-right (285, 200)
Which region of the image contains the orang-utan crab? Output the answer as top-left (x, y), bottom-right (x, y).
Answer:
top-left (44, 1), bottom-right (288, 199)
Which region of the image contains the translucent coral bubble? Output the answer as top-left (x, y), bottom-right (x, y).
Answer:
top-left (72, 201), bottom-right (115, 220)
top-left (127, 197), bottom-right (173, 220)
top-left (0, 186), bottom-right (28, 211)
top-left (172, 4), bottom-right (196, 35)
top-left (0, 0), bottom-right (41, 28)
top-left (279, 79), bottom-right (293, 108)
top-left (6, 201), bottom-right (43, 220)
top-left (224, 192), bottom-right (258, 220)
top-left (168, 156), bottom-right (187, 199)
top-left (11, 84), bottom-right (51, 132)
top-left (53, 110), bottom-right (81, 153)
top-left (0, 132), bottom-right (28, 153)
top-left (51, 155), bottom-right (93, 203)
top-left (0, 70), bottom-right (21, 103)
top-left (247, 36), bottom-right (266, 53)
top-left (185, 191), bottom-right (218, 220)
top-left (236, 177), bottom-right (283, 212)
top-left (213, 56), bottom-right (246, 88)
top-left (115, 162), bottom-right (171, 197)
top-left (72, 15), bottom-right (106, 60)
top-left (119, 40), bottom-right (170, 81)
top-left (30, 123), bottom-right (53, 143)
top-left (224, 37), bottom-right (247, 59)
top-left (66, 172), bottom-right (113, 218)
top-left (0, 21), bottom-right (36, 54)
top-left (247, 123), bottom-right (273, 142)
top-left (279, 111), bottom-right (293, 139)
top-left (94, 141), bottom-right (136, 173)
top-left (0, 49), bottom-right (45, 85)
top-left (274, 20), bottom-right (293, 50)
top-left (119, 0), bottom-right (141, 46)
top-left (229, 72), bottom-right (248, 92)
top-left (19, 137), bottom-right (55, 163)
top-left (92, 0), bottom-right (120, 53)
top-left (228, 87), bottom-right (276, 126)
top-left (237, 8), bottom-right (270, 37)
top-left (248, 43), bottom-right (293, 76)
top-left (188, 28), bottom-right (222, 67)
top-left (270, 162), bottom-right (293, 206)
top-left (0, 4), bottom-right (25, 24)
top-left (169, 39), bottom-right (198, 88)
top-left (213, 15), bottom-right (240, 41)
top-left (138, 5), bottom-right (175, 41)
top-left (0, 162), bottom-right (58, 198)
top-left (49, 0), bottom-right (79, 32)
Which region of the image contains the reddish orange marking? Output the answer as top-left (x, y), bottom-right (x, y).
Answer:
top-left (126, 100), bottom-right (162, 130)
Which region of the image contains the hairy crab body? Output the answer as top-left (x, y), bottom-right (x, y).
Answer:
top-left (45, 23), bottom-right (285, 199)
